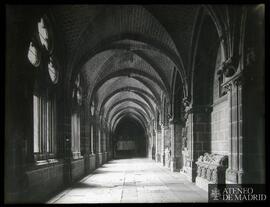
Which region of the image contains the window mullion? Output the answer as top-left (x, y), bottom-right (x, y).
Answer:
top-left (54, 99), bottom-right (56, 155)
top-left (50, 99), bottom-right (52, 154)
top-left (40, 96), bottom-right (43, 155)
top-left (46, 98), bottom-right (49, 155)
top-left (78, 114), bottom-right (80, 154)
top-left (50, 99), bottom-right (53, 154)
top-left (44, 97), bottom-right (47, 156)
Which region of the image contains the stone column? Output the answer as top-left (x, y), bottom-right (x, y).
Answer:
top-left (88, 122), bottom-right (95, 172)
top-left (97, 126), bottom-right (103, 166)
top-left (83, 116), bottom-right (91, 174)
top-left (90, 124), bottom-right (94, 154)
top-left (161, 124), bottom-right (165, 165)
top-left (169, 120), bottom-right (175, 171)
top-left (151, 123), bottom-right (155, 160)
top-left (163, 125), bottom-right (171, 167)
top-left (179, 105), bottom-right (212, 182)
top-left (157, 129), bottom-right (162, 162)
top-left (147, 130), bottom-right (151, 158)
top-left (98, 128), bottom-right (101, 153)
top-left (236, 78), bottom-right (243, 183)
top-left (106, 130), bottom-right (109, 158)
top-left (169, 118), bottom-right (183, 172)
top-left (80, 108), bottom-right (88, 157)
top-left (84, 123), bottom-right (90, 155)
top-left (225, 75), bottom-right (243, 184)
top-left (103, 127), bottom-right (107, 152)
top-left (155, 128), bottom-right (158, 162)
top-left (103, 128), bottom-right (108, 163)
top-left (182, 111), bottom-right (197, 182)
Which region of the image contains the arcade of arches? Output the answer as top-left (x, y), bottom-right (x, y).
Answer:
top-left (5, 4), bottom-right (265, 203)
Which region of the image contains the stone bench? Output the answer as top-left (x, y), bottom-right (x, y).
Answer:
top-left (195, 153), bottom-right (228, 191)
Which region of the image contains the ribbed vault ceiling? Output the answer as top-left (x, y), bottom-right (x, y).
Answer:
top-left (48, 4), bottom-right (199, 133)
top-left (101, 92), bottom-right (156, 119)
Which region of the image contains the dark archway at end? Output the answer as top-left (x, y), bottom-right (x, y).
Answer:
top-left (113, 116), bottom-right (147, 159)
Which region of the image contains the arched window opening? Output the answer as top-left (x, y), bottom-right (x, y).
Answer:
top-left (71, 112), bottom-right (81, 158)
top-left (28, 41), bottom-right (41, 67)
top-left (30, 15), bottom-right (59, 163)
top-left (71, 73), bottom-right (83, 159)
top-left (48, 57), bottom-right (59, 84)
top-left (90, 101), bottom-right (95, 154)
top-left (33, 94), bottom-right (57, 161)
top-left (37, 16), bottom-right (53, 53)
top-left (28, 15), bottom-right (58, 84)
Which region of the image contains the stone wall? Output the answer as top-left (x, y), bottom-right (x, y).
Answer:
top-left (24, 162), bottom-right (64, 203)
top-left (164, 127), bottom-right (171, 167)
top-left (89, 154), bottom-right (96, 171)
top-left (193, 112), bottom-right (211, 159)
top-left (98, 152), bottom-right (103, 166)
top-left (20, 153), bottom-right (113, 203)
top-left (164, 127), bottom-right (171, 148)
top-left (156, 131), bottom-right (162, 162)
top-left (103, 152), bottom-right (108, 164)
top-left (211, 98), bottom-right (229, 155)
top-left (174, 123), bottom-right (183, 170)
top-left (108, 151), bottom-right (113, 161)
top-left (147, 134), bottom-right (152, 159)
top-left (84, 154), bottom-right (96, 174)
top-left (71, 158), bottom-right (85, 182)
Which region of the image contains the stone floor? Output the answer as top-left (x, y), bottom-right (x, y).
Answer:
top-left (47, 158), bottom-right (208, 203)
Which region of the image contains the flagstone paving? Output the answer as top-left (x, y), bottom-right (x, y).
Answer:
top-left (47, 158), bottom-right (208, 203)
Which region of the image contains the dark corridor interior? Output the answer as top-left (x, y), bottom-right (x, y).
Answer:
top-left (113, 117), bottom-right (147, 158)
top-left (5, 5), bottom-right (265, 204)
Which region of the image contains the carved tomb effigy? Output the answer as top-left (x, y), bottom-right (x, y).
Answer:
top-left (195, 153), bottom-right (228, 191)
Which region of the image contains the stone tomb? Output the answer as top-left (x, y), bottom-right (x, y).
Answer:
top-left (195, 153), bottom-right (228, 191)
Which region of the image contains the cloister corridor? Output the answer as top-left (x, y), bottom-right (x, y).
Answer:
top-left (5, 4), bottom-right (265, 204)
top-left (47, 158), bottom-right (207, 203)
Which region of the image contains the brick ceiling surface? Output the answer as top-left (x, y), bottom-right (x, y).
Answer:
top-left (102, 91), bottom-right (152, 114)
top-left (82, 49), bottom-right (166, 99)
top-left (47, 5), bottom-right (199, 127)
top-left (96, 77), bottom-right (155, 109)
top-left (102, 91), bottom-right (157, 115)
top-left (51, 5), bottom-right (105, 58)
top-left (144, 5), bottom-right (200, 72)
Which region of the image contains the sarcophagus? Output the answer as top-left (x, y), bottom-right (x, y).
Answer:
top-left (195, 153), bottom-right (228, 191)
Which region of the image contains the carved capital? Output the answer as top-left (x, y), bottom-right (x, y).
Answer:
top-left (72, 85), bottom-right (82, 105)
top-left (179, 97), bottom-right (191, 121)
top-left (245, 47), bottom-right (256, 67)
top-left (90, 102), bottom-right (95, 116)
top-left (182, 97), bottom-right (191, 113)
top-left (160, 122), bottom-right (164, 128)
top-left (223, 82), bottom-right (232, 95)
top-left (233, 75), bottom-right (242, 87)
top-left (220, 55), bottom-right (240, 78)
top-left (222, 73), bottom-right (243, 95)
top-left (182, 97), bottom-right (190, 108)
top-left (167, 113), bottom-right (172, 121)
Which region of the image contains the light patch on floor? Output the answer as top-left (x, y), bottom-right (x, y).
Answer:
top-left (47, 158), bottom-right (208, 203)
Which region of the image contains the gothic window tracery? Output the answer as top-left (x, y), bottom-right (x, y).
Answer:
top-left (28, 15), bottom-right (59, 162)
top-left (48, 57), bottom-right (59, 84)
top-left (27, 41), bottom-right (41, 67)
